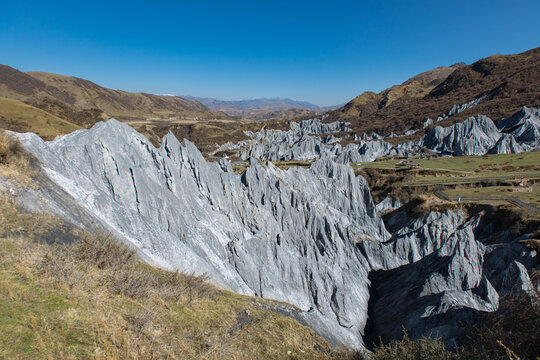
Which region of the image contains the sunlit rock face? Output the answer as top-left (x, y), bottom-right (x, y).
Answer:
top-left (16, 120), bottom-right (388, 347)
top-left (14, 119), bottom-right (537, 350)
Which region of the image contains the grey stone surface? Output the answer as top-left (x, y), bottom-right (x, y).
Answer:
top-left (367, 225), bottom-right (500, 346)
top-left (421, 115), bottom-right (502, 156)
top-left (423, 118), bottom-right (434, 128)
top-left (10, 119), bottom-right (538, 351)
top-left (237, 108), bottom-right (540, 165)
top-left (364, 212), bottom-right (536, 348)
top-left (15, 120), bottom-right (388, 348)
top-left (375, 197), bottom-right (402, 215)
top-left (290, 118), bottom-right (351, 135)
top-left (488, 134), bottom-right (523, 154)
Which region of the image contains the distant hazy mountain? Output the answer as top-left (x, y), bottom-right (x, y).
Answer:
top-left (183, 96), bottom-right (340, 118)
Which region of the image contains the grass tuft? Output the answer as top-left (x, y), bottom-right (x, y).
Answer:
top-left (0, 130), bottom-right (24, 165)
top-left (371, 330), bottom-right (461, 360)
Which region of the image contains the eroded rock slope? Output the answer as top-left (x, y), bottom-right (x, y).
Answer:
top-left (9, 120), bottom-right (537, 350)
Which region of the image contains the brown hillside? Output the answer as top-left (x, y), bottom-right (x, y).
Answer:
top-left (27, 71), bottom-right (229, 120)
top-left (327, 47), bottom-right (540, 136)
top-left (0, 64), bottom-right (62, 101)
top-left (0, 65), bottom-right (229, 123)
top-left (331, 64), bottom-right (464, 123)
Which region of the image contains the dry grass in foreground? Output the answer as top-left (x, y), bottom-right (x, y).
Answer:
top-left (0, 191), bottom-right (360, 359)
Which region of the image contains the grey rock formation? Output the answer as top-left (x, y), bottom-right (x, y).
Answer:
top-left (322, 134), bottom-right (341, 144)
top-left (421, 107), bottom-right (539, 156)
top-left (488, 134), bottom-right (523, 154)
top-left (497, 106), bottom-right (540, 151)
top-left (363, 210), bottom-right (536, 348)
top-left (335, 140), bottom-right (404, 163)
top-left (421, 115), bottom-right (502, 156)
top-left (423, 118), bottom-right (434, 129)
top-left (367, 226), bottom-right (499, 346)
top-left (290, 118), bottom-right (351, 135)
top-left (16, 120), bottom-right (388, 348)
top-left (240, 128), bottom-right (412, 164)
top-left (375, 197), bottom-right (402, 215)
top-left (404, 129), bottom-right (416, 136)
top-left (497, 106), bottom-right (540, 132)
top-left (437, 92), bottom-right (497, 121)
top-left (10, 119), bottom-right (538, 351)
top-left (236, 108), bottom-right (539, 166)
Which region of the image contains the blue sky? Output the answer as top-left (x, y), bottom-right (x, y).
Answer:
top-left (1, 0), bottom-right (539, 106)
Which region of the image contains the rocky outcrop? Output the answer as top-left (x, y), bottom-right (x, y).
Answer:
top-left (290, 117), bottom-right (351, 135)
top-left (237, 107), bottom-right (540, 164)
top-left (497, 106), bottom-right (540, 133)
top-left (11, 120), bottom-right (538, 351)
top-left (422, 107), bottom-right (539, 155)
top-left (16, 120), bottom-right (388, 348)
top-left (240, 124), bottom-right (419, 163)
top-left (488, 134), bottom-right (523, 154)
top-left (421, 115), bottom-right (502, 155)
top-left (375, 197), bottom-right (402, 215)
top-left (367, 226), bottom-right (499, 346)
top-left (423, 118), bottom-right (434, 128)
top-left (362, 210), bottom-right (536, 348)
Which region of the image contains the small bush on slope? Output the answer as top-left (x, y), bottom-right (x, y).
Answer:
top-left (0, 130), bottom-right (24, 165)
top-left (370, 331), bottom-right (461, 360)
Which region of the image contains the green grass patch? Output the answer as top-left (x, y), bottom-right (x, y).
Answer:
top-left (0, 97), bottom-right (82, 140)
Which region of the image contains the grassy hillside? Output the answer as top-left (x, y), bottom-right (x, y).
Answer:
top-left (0, 97), bottom-right (82, 140)
top-left (0, 64), bottom-right (61, 101)
top-left (0, 64), bottom-right (230, 123)
top-left (25, 96), bottom-right (107, 128)
top-left (27, 71), bottom-right (229, 121)
top-left (327, 47), bottom-right (540, 137)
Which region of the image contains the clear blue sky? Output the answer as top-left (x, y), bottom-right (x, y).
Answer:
top-left (1, 0), bottom-right (539, 106)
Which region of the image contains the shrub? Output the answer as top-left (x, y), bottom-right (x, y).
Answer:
top-left (0, 130), bottom-right (24, 164)
top-left (73, 232), bottom-right (136, 270)
top-left (37, 231), bottom-right (213, 304)
top-left (371, 331), bottom-right (461, 360)
top-left (461, 270), bottom-right (540, 360)
top-left (408, 197), bottom-right (431, 219)
top-left (123, 308), bottom-right (161, 334)
top-left (109, 268), bottom-right (156, 299)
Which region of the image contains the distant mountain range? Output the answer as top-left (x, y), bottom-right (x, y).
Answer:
top-left (1, 47), bottom-right (539, 145)
top-left (183, 96), bottom-right (341, 119)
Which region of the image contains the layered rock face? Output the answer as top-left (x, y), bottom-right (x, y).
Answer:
top-left (13, 120), bottom-right (537, 350)
top-left (497, 106), bottom-right (540, 151)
